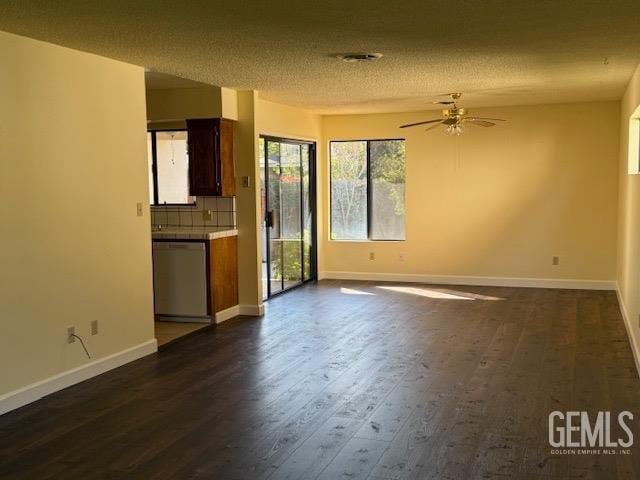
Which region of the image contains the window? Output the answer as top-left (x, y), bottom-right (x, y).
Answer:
top-left (330, 139), bottom-right (405, 240)
top-left (147, 130), bottom-right (195, 205)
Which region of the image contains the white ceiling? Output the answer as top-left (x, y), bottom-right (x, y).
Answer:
top-left (2, 0), bottom-right (640, 114)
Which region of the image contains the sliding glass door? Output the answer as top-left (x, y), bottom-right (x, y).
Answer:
top-left (260, 136), bottom-right (316, 299)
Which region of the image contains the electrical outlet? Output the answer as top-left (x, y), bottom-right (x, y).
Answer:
top-left (369, 252), bottom-right (375, 261)
top-left (67, 326), bottom-right (76, 344)
top-left (136, 202), bottom-right (143, 217)
top-left (91, 320), bottom-right (98, 335)
top-left (203, 210), bottom-right (213, 221)
top-left (552, 256), bottom-right (560, 266)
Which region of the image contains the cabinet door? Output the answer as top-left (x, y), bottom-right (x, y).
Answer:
top-left (187, 118), bottom-right (221, 196)
top-left (209, 236), bottom-right (238, 314)
top-left (219, 119), bottom-right (236, 196)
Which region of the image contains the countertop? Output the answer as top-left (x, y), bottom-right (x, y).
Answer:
top-left (151, 227), bottom-right (238, 240)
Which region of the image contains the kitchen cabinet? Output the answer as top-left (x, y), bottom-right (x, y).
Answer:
top-left (187, 118), bottom-right (235, 197)
top-left (209, 235), bottom-right (238, 314)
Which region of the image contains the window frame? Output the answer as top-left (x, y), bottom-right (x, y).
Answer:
top-left (329, 138), bottom-right (406, 242)
top-left (148, 129), bottom-right (196, 206)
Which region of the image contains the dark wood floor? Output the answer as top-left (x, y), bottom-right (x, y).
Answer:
top-left (2, 281), bottom-right (640, 479)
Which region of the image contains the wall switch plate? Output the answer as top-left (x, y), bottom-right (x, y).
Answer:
top-left (136, 202), bottom-right (143, 217)
top-left (203, 210), bottom-right (213, 221)
top-left (369, 252), bottom-right (375, 261)
top-left (91, 320), bottom-right (98, 335)
top-left (398, 253), bottom-right (405, 262)
top-left (67, 326), bottom-right (76, 344)
top-left (552, 256), bottom-right (560, 266)
top-left (242, 176), bottom-right (251, 188)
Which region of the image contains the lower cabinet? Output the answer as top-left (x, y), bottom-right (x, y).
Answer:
top-left (208, 235), bottom-right (238, 315)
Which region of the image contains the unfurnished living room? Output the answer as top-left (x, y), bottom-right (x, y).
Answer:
top-left (2, 1), bottom-right (640, 479)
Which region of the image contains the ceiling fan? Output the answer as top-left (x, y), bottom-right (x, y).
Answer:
top-left (399, 93), bottom-right (506, 135)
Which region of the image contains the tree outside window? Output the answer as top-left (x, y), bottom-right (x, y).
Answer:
top-left (330, 140), bottom-right (405, 241)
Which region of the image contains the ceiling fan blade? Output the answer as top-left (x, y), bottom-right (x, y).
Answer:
top-left (467, 116), bottom-right (506, 122)
top-left (424, 120), bottom-right (445, 132)
top-left (399, 118), bottom-right (443, 129)
top-left (465, 119), bottom-right (495, 127)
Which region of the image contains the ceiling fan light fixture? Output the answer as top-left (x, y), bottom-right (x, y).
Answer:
top-left (399, 93), bottom-right (506, 133)
top-left (445, 124), bottom-right (464, 136)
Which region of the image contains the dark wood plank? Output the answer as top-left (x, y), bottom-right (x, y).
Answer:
top-left (0, 281), bottom-right (638, 480)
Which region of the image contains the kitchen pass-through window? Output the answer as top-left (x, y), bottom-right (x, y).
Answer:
top-left (147, 130), bottom-right (195, 205)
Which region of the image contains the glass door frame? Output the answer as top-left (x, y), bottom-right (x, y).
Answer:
top-left (261, 135), bottom-right (318, 299)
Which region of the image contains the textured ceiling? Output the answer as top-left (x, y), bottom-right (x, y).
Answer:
top-left (144, 71), bottom-right (212, 90)
top-left (1, 0), bottom-right (640, 114)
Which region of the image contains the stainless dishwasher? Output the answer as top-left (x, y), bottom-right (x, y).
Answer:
top-left (152, 242), bottom-right (209, 322)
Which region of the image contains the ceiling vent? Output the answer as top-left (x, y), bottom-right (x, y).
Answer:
top-left (337, 53), bottom-right (383, 63)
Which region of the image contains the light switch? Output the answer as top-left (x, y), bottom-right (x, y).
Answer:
top-left (136, 202), bottom-right (143, 217)
top-left (242, 176), bottom-right (251, 188)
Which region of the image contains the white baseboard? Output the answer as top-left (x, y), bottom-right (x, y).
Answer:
top-left (616, 286), bottom-right (640, 378)
top-left (239, 304), bottom-right (265, 316)
top-left (210, 303), bottom-right (266, 324)
top-left (319, 271), bottom-right (616, 291)
top-left (215, 305), bottom-right (240, 324)
top-left (0, 339), bottom-right (157, 416)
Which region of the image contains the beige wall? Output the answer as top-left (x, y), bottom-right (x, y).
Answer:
top-left (146, 86), bottom-right (222, 122)
top-left (256, 97), bottom-right (323, 142)
top-left (0, 31), bottom-right (155, 396)
top-left (235, 91), bottom-right (262, 306)
top-left (221, 87), bottom-right (239, 121)
top-left (146, 85), bottom-right (239, 123)
top-left (617, 64), bottom-right (640, 366)
top-left (321, 102), bottom-right (620, 282)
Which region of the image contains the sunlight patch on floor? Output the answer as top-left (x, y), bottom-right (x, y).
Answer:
top-left (340, 287), bottom-right (376, 296)
top-left (376, 285), bottom-right (504, 301)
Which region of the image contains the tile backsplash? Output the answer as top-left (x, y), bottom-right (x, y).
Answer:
top-left (151, 197), bottom-right (236, 229)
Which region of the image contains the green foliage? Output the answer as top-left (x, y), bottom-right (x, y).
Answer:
top-left (371, 140), bottom-right (405, 216)
top-left (271, 239), bottom-right (311, 281)
top-left (370, 140), bottom-right (405, 185)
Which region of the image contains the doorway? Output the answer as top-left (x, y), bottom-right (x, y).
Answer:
top-left (260, 136), bottom-right (317, 299)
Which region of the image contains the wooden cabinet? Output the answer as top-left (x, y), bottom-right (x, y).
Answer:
top-left (208, 236), bottom-right (238, 315)
top-left (186, 118), bottom-right (235, 197)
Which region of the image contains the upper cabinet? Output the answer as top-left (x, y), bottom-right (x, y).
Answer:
top-left (186, 118), bottom-right (235, 197)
